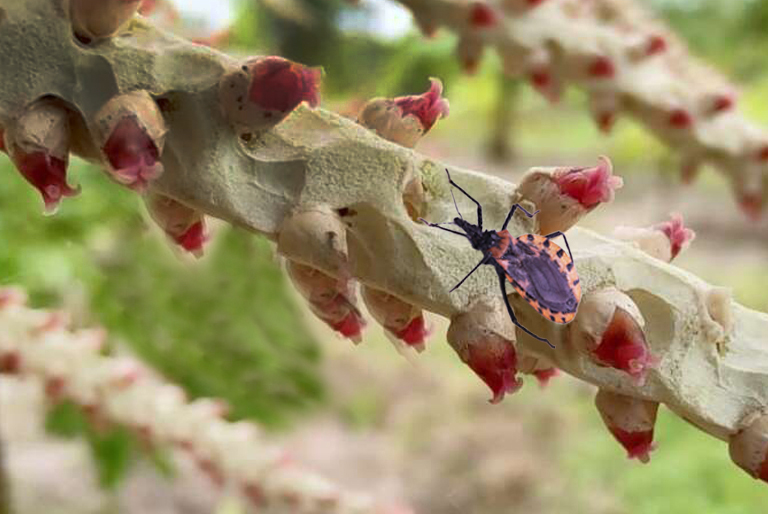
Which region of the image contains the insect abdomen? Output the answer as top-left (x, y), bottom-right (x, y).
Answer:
top-left (497, 235), bottom-right (581, 324)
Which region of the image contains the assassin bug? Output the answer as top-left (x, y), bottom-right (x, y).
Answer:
top-left (420, 170), bottom-right (582, 348)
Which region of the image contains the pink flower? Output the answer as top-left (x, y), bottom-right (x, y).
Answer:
top-left (653, 213), bottom-right (695, 260)
top-left (554, 156), bottom-right (623, 209)
top-left (392, 78), bottom-right (450, 133)
top-left (358, 78), bottom-right (449, 148)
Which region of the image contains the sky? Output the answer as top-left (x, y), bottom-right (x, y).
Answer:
top-left (169, 0), bottom-right (234, 30)
top-left (171, 0), bottom-right (413, 39)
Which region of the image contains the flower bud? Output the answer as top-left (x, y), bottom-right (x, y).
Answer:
top-left (571, 287), bottom-right (658, 385)
top-left (0, 351), bottom-right (20, 374)
top-left (517, 351), bottom-right (559, 388)
top-left (469, 3), bottom-right (498, 28)
top-left (595, 389), bottom-right (659, 463)
top-left (729, 413), bottom-right (768, 484)
top-left (139, 0), bottom-right (158, 16)
top-left (589, 93), bottom-right (620, 134)
top-left (732, 168), bottom-right (764, 221)
top-left (70, 0), bottom-right (142, 41)
top-left (447, 303), bottom-right (521, 403)
top-left (361, 286), bottom-right (429, 352)
top-left (457, 35), bottom-right (484, 74)
top-left (93, 91), bottom-right (167, 191)
top-left (705, 93), bottom-right (735, 115)
top-left (668, 108), bottom-right (692, 129)
top-left (525, 49), bottom-right (562, 102)
top-left (528, 67), bottom-right (562, 103)
top-left (645, 35), bottom-right (667, 56)
top-left (652, 213), bottom-right (695, 261)
top-left (587, 56), bottom-right (615, 79)
top-left (518, 156), bottom-right (622, 234)
top-left (357, 79), bottom-right (449, 149)
top-left (411, 8), bottom-right (439, 37)
top-left (287, 261), bottom-right (365, 343)
top-left (614, 212), bottom-right (694, 263)
top-left (277, 207), bottom-right (350, 281)
top-left (5, 98), bottom-right (78, 213)
top-left (679, 156), bottom-right (702, 184)
top-left (145, 192), bottom-right (208, 256)
top-left (219, 56), bottom-right (321, 137)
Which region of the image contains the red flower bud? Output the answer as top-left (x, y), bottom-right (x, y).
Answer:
top-left (4, 99), bottom-right (79, 213)
top-left (469, 3), bottom-right (498, 28)
top-left (0, 352), bottom-right (20, 374)
top-left (532, 367), bottom-right (559, 387)
top-left (588, 57), bottom-right (615, 78)
top-left (595, 390), bottom-right (659, 463)
top-left (94, 91), bottom-right (167, 191)
top-left (668, 109), bottom-right (692, 128)
top-left (710, 94), bottom-right (735, 114)
top-left (358, 79), bottom-right (449, 148)
top-left (571, 288), bottom-right (658, 385)
top-left (362, 286), bottom-right (429, 352)
top-left (220, 56), bottom-right (321, 136)
top-left (448, 306), bottom-right (522, 403)
top-left (553, 155), bottom-right (623, 209)
top-left (645, 35), bottom-right (667, 56)
top-left (287, 261), bottom-right (365, 343)
top-left (145, 193), bottom-right (208, 256)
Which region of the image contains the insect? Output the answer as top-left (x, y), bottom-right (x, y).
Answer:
top-left (420, 169), bottom-right (582, 348)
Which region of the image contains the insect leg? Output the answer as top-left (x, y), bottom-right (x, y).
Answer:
top-left (544, 231), bottom-right (574, 261)
top-left (445, 169), bottom-right (483, 230)
top-left (450, 254), bottom-right (492, 292)
top-left (498, 272), bottom-right (555, 349)
top-left (418, 218), bottom-right (469, 238)
top-left (501, 204), bottom-right (540, 231)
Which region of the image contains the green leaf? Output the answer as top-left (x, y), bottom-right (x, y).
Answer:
top-left (45, 401), bottom-right (90, 437)
top-left (85, 427), bottom-right (137, 490)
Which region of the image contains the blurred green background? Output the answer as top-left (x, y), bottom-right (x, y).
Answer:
top-left (2, 0), bottom-right (768, 513)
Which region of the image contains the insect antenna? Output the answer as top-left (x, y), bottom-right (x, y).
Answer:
top-left (418, 218), bottom-right (468, 238)
top-left (448, 183), bottom-right (464, 220)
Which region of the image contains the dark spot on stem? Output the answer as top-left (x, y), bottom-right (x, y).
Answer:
top-left (337, 207), bottom-right (357, 217)
top-left (155, 97), bottom-right (173, 113)
top-left (74, 32), bottom-right (93, 46)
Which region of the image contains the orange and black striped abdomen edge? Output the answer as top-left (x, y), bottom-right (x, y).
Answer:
top-left (494, 233), bottom-right (581, 324)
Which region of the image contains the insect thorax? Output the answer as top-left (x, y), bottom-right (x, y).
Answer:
top-left (477, 230), bottom-right (503, 253)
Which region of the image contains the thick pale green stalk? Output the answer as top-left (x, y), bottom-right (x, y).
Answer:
top-left (1, 0), bottom-right (768, 489)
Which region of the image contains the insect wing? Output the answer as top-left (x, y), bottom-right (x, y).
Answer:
top-left (504, 235), bottom-right (581, 324)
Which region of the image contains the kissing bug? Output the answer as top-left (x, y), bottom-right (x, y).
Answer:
top-left (420, 170), bottom-right (582, 348)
